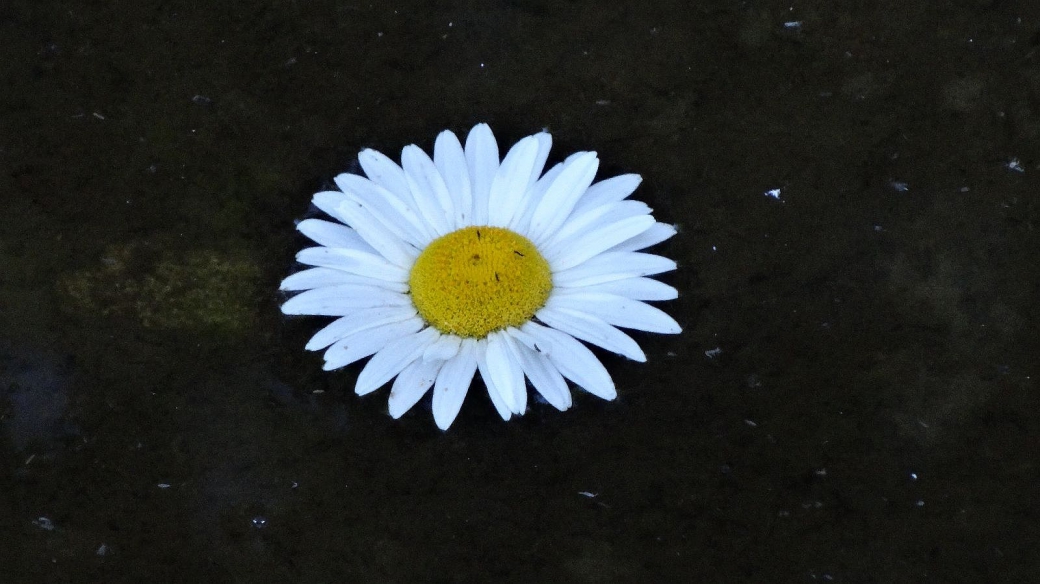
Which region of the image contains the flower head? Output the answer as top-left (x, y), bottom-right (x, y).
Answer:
top-left (281, 124), bottom-right (680, 429)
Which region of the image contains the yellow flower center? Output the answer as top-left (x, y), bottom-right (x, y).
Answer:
top-left (409, 226), bottom-right (552, 338)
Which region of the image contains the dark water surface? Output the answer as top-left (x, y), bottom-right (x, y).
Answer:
top-left (2, 0), bottom-right (1038, 581)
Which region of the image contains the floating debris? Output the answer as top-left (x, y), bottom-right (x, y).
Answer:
top-left (33, 517), bottom-right (55, 531)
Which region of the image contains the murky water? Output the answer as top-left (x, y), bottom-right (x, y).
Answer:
top-left (2, 0), bottom-right (1038, 581)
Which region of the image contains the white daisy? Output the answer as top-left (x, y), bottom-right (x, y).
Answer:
top-left (280, 124), bottom-right (681, 430)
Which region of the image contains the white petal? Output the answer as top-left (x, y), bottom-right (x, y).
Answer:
top-left (322, 316), bottom-right (425, 370)
top-left (295, 247), bottom-right (409, 282)
top-left (281, 285), bottom-right (411, 316)
top-left (536, 305), bottom-right (646, 362)
top-left (508, 329), bottom-right (571, 411)
top-left (465, 123), bottom-right (499, 226)
top-left (334, 173), bottom-right (431, 246)
top-left (527, 152), bottom-right (599, 244)
top-left (546, 292), bottom-right (681, 334)
top-left (542, 200), bottom-right (652, 255)
top-left (547, 215), bottom-right (655, 272)
top-left (280, 267), bottom-right (394, 292)
top-left (312, 191), bottom-right (352, 225)
top-left (332, 197), bottom-right (418, 268)
top-left (608, 222), bottom-right (677, 253)
top-left (487, 135), bottom-right (540, 227)
top-left (355, 327), bottom-right (440, 395)
top-left (296, 219), bottom-right (372, 251)
top-left (358, 148), bottom-right (414, 204)
top-left (484, 331), bottom-right (526, 415)
top-left (387, 358), bottom-right (442, 419)
top-left (552, 252), bottom-right (677, 287)
top-left (475, 339), bottom-right (511, 421)
top-left (506, 132), bottom-right (553, 232)
top-left (304, 305), bottom-right (418, 351)
top-left (432, 339), bottom-right (478, 430)
top-left (500, 332), bottom-right (529, 415)
top-left (402, 145), bottom-right (453, 237)
top-left (434, 130), bottom-right (472, 229)
top-left (571, 173), bottom-right (642, 215)
top-left (527, 132), bottom-right (553, 187)
top-left (509, 130), bottom-right (553, 228)
top-left (562, 277), bottom-right (678, 301)
top-left (509, 152), bottom-right (576, 234)
top-left (506, 325), bottom-right (543, 353)
top-left (521, 322), bottom-right (616, 400)
top-left (422, 334), bottom-right (461, 362)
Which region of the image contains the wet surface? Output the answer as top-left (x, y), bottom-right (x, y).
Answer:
top-left (2, 0), bottom-right (1039, 581)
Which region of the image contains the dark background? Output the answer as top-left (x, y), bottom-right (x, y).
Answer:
top-left (2, 0), bottom-right (1038, 581)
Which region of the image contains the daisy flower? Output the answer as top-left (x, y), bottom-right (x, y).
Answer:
top-left (280, 124), bottom-right (681, 429)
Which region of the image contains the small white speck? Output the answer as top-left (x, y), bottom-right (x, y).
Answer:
top-left (814, 468), bottom-right (827, 477)
top-left (1007, 158), bottom-right (1024, 172)
top-left (704, 347), bottom-right (723, 359)
top-left (915, 500), bottom-right (925, 507)
top-left (764, 188), bottom-right (782, 200)
top-left (578, 491), bottom-right (598, 498)
top-left (96, 543), bottom-right (109, 556)
top-left (744, 419), bottom-right (758, 427)
top-left (910, 472), bottom-right (918, 481)
top-left (33, 517), bottom-right (55, 531)
top-left (783, 21), bottom-right (802, 29)
top-left (889, 180), bottom-right (909, 192)
top-left (92, 112), bottom-right (105, 120)
top-left (157, 483), bottom-right (171, 489)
